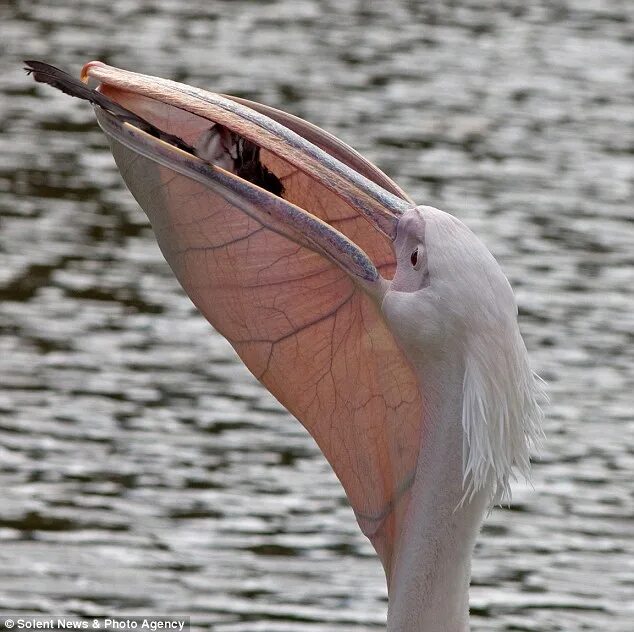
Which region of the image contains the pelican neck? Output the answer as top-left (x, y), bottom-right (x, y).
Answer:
top-left (386, 356), bottom-right (490, 632)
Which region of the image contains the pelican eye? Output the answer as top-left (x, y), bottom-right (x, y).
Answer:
top-left (410, 248), bottom-right (418, 267)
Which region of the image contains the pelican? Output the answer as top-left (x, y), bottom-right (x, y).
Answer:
top-left (26, 61), bottom-right (545, 631)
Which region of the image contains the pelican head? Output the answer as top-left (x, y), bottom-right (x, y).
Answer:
top-left (384, 205), bottom-right (544, 505)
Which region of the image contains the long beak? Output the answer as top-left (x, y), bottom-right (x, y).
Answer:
top-left (95, 107), bottom-right (382, 287)
top-left (80, 62), bottom-right (410, 240)
top-left (26, 61), bottom-right (411, 295)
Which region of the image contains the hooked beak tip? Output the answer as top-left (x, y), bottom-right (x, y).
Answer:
top-left (80, 61), bottom-right (106, 84)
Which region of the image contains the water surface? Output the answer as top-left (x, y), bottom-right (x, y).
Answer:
top-left (1, 1), bottom-right (632, 630)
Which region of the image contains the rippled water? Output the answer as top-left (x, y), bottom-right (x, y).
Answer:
top-left (1, 1), bottom-right (633, 630)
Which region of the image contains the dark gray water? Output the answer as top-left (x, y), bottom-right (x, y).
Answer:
top-left (1, 1), bottom-right (633, 630)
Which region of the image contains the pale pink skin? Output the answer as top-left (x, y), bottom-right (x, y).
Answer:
top-left (80, 62), bottom-right (498, 630)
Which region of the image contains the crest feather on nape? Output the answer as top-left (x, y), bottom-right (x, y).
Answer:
top-left (460, 320), bottom-right (546, 507)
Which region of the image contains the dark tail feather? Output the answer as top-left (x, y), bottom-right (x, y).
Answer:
top-left (24, 60), bottom-right (135, 119)
top-left (24, 60), bottom-right (194, 153)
